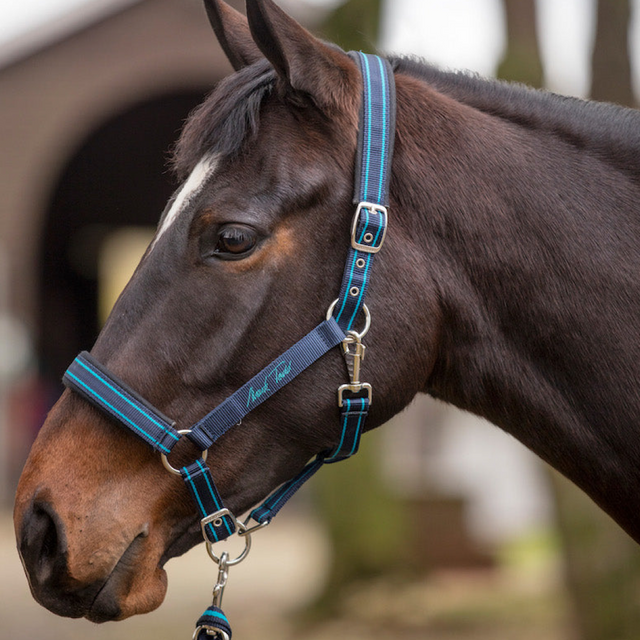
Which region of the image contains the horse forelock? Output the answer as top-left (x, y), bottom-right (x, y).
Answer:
top-left (171, 59), bottom-right (276, 180)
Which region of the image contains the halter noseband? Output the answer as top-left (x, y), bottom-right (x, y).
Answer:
top-left (63, 52), bottom-right (395, 640)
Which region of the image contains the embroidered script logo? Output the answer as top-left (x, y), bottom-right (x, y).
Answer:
top-left (247, 360), bottom-right (293, 407)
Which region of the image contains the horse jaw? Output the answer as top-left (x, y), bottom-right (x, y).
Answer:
top-left (13, 391), bottom-right (187, 621)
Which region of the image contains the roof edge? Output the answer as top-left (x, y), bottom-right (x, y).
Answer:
top-left (0, 0), bottom-right (143, 70)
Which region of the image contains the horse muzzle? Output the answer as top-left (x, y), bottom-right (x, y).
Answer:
top-left (17, 497), bottom-right (90, 618)
top-left (16, 495), bottom-right (161, 622)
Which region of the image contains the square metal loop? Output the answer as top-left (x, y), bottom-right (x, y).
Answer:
top-left (351, 202), bottom-right (388, 254)
top-left (200, 508), bottom-right (238, 541)
top-left (338, 382), bottom-right (373, 407)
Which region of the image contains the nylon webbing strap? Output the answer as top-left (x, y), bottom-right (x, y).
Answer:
top-left (250, 457), bottom-right (325, 524)
top-left (187, 318), bottom-right (345, 450)
top-left (63, 352), bottom-right (180, 454)
top-left (325, 396), bottom-right (368, 463)
top-left (351, 52), bottom-right (396, 208)
top-left (332, 52), bottom-right (395, 333)
top-left (249, 394), bottom-right (369, 524)
top-left (180, 459), bottom-right (236, 543)
top-left (333, 208), bottom-right (386, 331)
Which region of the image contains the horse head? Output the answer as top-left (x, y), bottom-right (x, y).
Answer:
top-left (14, 0), bottom-right (436, 622)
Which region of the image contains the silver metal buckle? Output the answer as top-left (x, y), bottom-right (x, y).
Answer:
top-left (351, 202), bottom-right (388, 253)
top-left (200, 509), bottom-right (239, 541)
top-left (202, 509), bottom-right (252, 567)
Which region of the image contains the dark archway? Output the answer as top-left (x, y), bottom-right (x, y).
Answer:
top-left (38, 88), bottom-right (211, 388)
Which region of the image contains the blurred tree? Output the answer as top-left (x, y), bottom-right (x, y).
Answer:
top-left (552, 471), bottom-right (640, 640)
top-left (496, 2), bottom-right (640, 638)
top-left (591, 0), bottom-right (635, 106)
top-left (319, 0), bottom-right (381, 52)
top-left (497, 0), bottom-right (543, 87)
top-left (550, 4), bottom-right (640, 640)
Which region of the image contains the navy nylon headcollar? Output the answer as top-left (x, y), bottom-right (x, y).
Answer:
top-left (62, 51), bottom-right (396, 640)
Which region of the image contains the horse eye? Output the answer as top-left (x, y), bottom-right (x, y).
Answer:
top-left (212, 225), bottom-right (258, 258)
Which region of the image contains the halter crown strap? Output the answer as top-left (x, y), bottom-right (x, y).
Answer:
top-left (333, 53), bottom-right (395, 333)
top-left (351, 52), bottom-right (396, 208)
top-left (247, 53), bottom-right (396, 524)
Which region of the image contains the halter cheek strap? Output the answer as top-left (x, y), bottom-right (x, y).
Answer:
top-left (62, 51), bottom-right (395, 640)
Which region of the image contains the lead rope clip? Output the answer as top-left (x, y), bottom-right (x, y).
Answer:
top-left (212, 551), bottom-right (229, 609)
top-left (193, 550), bottom-right (233, 640)
top-left (338, 331), bottom-right (373, 406)
top-left (193, 511), bottom-right (260, 640)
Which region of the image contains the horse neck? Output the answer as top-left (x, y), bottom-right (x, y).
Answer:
top-left (391, 69), bottom-right (640, 540)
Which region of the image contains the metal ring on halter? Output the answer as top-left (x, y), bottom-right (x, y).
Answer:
top-left (326, 299), bottom-right (371, 339)
top-left (203, 510), bottom-right (252, 566)
top-left (239, 514), bottom-right (271, 537)
top-left (160, 429), bottom-right (208, 476)
top-left (193, 625), bottom-right (230, 640)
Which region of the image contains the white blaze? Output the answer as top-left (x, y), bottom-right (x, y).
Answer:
top-left (151, 154), bottom-right (219, 250)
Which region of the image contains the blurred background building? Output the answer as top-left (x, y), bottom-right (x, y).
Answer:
top-left (1, 1), bottom-right (640, 639)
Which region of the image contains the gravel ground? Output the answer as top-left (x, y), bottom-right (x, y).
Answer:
top-left (1, 510), bottom-right (574, 640)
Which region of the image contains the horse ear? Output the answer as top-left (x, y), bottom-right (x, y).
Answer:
top-left (204, 0), bottom-right (263, 71)
top-left (245, 0), bottom-right (357, 111)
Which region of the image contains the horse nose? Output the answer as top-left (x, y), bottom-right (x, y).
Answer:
top-left (18, 500), bottom-right (67, 588)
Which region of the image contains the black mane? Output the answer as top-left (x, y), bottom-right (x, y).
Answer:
top-left (173, 53), bottom-right (640, 181)
top-left (393, 56), bottom-right (640, 178)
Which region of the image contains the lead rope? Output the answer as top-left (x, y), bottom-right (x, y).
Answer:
top-left (62, 51), bottom-right (395, 640)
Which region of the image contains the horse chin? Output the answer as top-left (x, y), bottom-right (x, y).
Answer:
top-left (85, 532), bottom-right (168, 622)
top-left (87, 570), bottom-right (168, 623)
top-left (95, 513), bottom-right (209, 621)
top-left (160, 517), bottom-right (202, 566)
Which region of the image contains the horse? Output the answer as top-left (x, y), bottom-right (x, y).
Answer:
top-left (14, 0), bottom-right (640, 627)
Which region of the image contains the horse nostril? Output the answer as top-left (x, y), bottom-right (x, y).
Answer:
top-left (19, 501), bottom-right (66, 586)
top-left (38, 509), bottom-right (58, 564)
